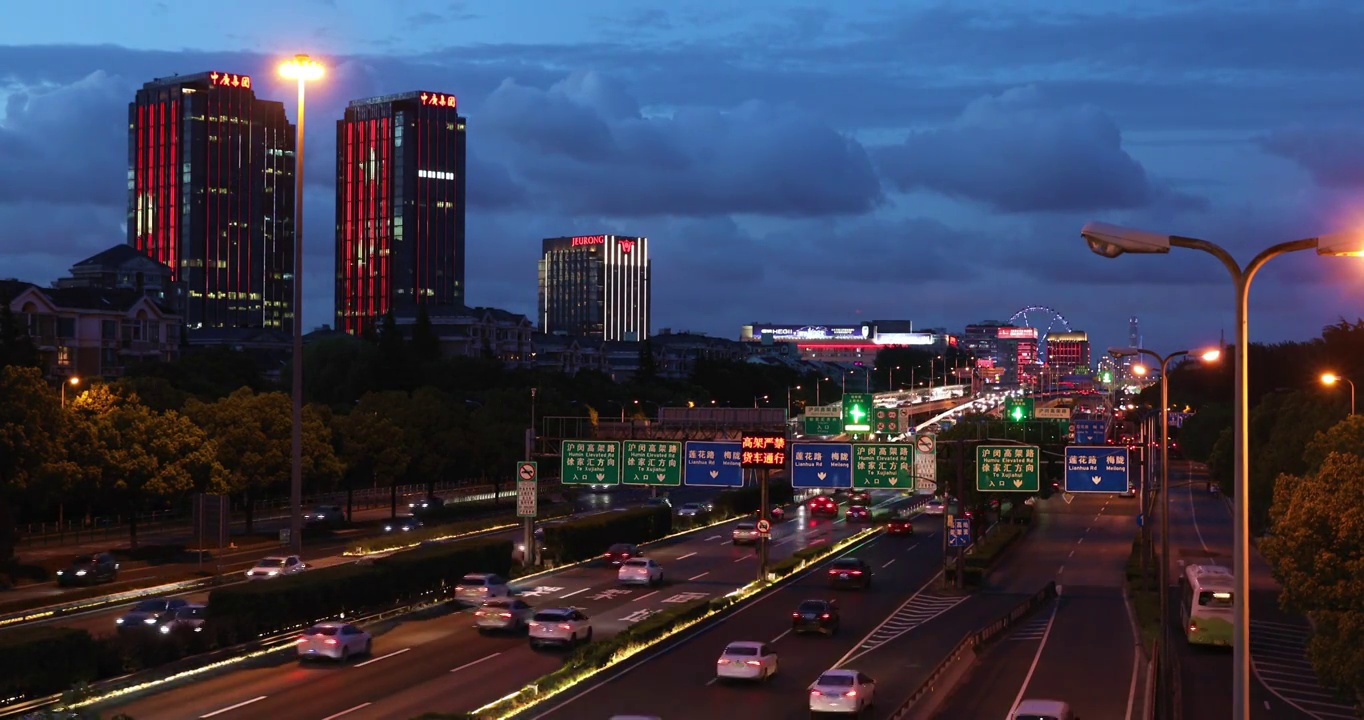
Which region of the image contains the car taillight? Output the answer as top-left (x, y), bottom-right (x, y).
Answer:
top-left (499, 612), bottom-right (512, 618)
top-left (810, 690), bottom-right (823, 696)
top-left (475, 610), bottom-right (487, 617)
top-left (558, 624), bottom-right (572, 631)
top-left (848, 570), bottom-right (863, 575)
top-left (528, 622), bottom-right (540, 628)
top-left (792, 612), bottom-right (801, 618)
top-left (821, 613), bottom-right (830, 619)
top-left (845, 690), bottom-right (858, 697)
top-left (745, 660), bottom-right (761, 666)
top-left (324, 638), bottom-right (338, 645)
top-left (296, 637), bottom-right (307, 644)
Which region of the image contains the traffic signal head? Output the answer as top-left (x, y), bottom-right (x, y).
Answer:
top-left (1102, 371), bottom-right (1112, 383)
top-left (1009, 404), bottom-right (1026, 421)
top-left (842, 393), bottom-right (872, 432)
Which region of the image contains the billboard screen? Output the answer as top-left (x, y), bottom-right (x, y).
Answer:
top-left (998, 327), bottom-right (1039, 340)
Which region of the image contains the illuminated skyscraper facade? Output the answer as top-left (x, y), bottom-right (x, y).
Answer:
top-left (334, 91), bottom-right (467, 335)
top-left (539, 235), bottom-right (650, 342)
top-left (128, 70), bottom-right (296, 332)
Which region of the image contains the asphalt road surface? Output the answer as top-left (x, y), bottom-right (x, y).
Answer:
top-left (15, 489), bottom-right (662, 639)
top-left (91, 492), bottom-right (908, 720)
top-left (1165, 462), bottom-right (1358, 720)
top-left (529, 509), bottom-right (947, 720)
top-left (932, 491), bottom-right (1144, 720)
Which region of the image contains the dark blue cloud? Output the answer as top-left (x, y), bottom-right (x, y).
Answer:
top-left (1260, 125), bottom-right (1364, 189)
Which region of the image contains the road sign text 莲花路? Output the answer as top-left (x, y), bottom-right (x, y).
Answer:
top-left (791, 443), bottom-right (853, 488)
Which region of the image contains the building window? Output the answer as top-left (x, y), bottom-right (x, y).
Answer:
top-left (102, 320), bottom-right (117, 339)
top-left (56, 346), bottom-right (71, 366)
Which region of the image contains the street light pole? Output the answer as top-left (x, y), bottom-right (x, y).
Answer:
top-left (1084, 221), bottom-right (1363, 719)
top-left (280, 54), bottom-right (324, 557)
top-left (1321, 373), bottom-right (1355, 416)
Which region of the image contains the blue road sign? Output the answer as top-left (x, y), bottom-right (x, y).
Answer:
top-left (683, 441), bottom-right (744, 487)
top-left (1065, 445), bottom-right (1130, 494)
top-left (948, 517), bottom-right (972, 547)
top-left (1136, 513), bottom-right (1144, 528)
top-left (1073, 419), bottom-right (1108, 445)
top-left (791, 442), bottom-right (853, 488)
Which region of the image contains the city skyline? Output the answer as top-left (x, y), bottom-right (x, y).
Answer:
top-left (2, 1), bottom-right (1362, 356)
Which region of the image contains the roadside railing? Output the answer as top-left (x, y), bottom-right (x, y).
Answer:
top-left (888, 581), bottom-right (1060, 720)
top-left (16, 481), bottom-right (511, 548)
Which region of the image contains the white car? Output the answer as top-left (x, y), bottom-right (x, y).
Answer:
top-left (475, 598), bottom-right (535, 633)
top-left (454, 573), bottom-right (510, 602)
top-left (244, 555), bottom-right (306, 580)
top-left (922, 499), bottom-right (946, 516)
top-left (296, 621), bottom-right (371, 662)
top-left (677, 502), bottom-right (707, 517)
top-left (715, 640), bottom-right (778, 682)
top-left (528, 608), bottom-right (593, 648)
top-left (732, 522), bottom-right (761, 545)
top-left (617, 558), bottom-right (663, 586)
top-left (809, 669), bottom-right (876, 715)
top-left (1013, 698), bottom-right (1078, 720)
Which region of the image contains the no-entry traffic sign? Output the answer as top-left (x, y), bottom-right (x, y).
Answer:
top-left (518, 462), bottom-right (538, 482)
top-left (756, 519), bottom-right (771, 534)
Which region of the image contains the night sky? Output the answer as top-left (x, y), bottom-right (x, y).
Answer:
top-left (1, 0), bottom-right (1362, 355)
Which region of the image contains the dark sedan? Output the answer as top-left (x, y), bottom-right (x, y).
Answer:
top-left (791, 599), bottom-right (841, 635)
top-left (56, 552), bottom-right (119, 586)
top-left (845, 505), bottom-right (872, 522)
top-left (603, 543), bottom-right (641, 566)
top-left (827, 557), bottom-right (873, 590)
top-left (885, 517), bottom-right (915, 536)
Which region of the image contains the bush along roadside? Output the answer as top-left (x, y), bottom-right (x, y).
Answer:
top-left (1124, 536), bottom-right (1161, 649)
top-left (463, 525), bottom-right (881, 720)
top-left (950, 521), bottom-right (1029, 588)
top-left (539, 505), bottom-right (672, 565)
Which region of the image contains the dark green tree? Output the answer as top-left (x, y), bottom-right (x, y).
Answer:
top-left (636, 338), bottom-right (658, 381)
top-left (411, 302), bottom-right (442, 363)
top-left (0, 297), bottom-right (39, 369)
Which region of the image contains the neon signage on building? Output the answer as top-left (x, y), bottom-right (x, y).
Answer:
top-left (997, 327), bottom-right (1039, 340)
top-left (570, 235), bottom-right (607, 247)
top-left (419, 92), bottom-right (458, 108)
top-left (209, 72), bottom-right (251, 89)
top-left (619, 239), bottom-right (635, 253)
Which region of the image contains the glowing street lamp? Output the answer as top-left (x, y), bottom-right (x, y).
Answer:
top-left (1320, 373), bottom-right (1355, 416)
top-left (61, 376), bottom-right (81, 408)
top-left (279, 53), bottom-right (324, 557)
top-left (1085, 219), bottom-right (1361, 719)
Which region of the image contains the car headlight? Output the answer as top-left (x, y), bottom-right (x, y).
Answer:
top-left (159, 625), bottom-right (172, 634)
top-left (267, 570), bottom-right (279, 576)
top-left (115, 618), bottom-right (124, 624)
top-left (75, 570), bottom-right (87, 576)
top-left (56, 570), bottom-right (64, 576)
top-left (144, 617), bottom-right (158, 624)
top-left (384, 525), bottom-right (393, 531)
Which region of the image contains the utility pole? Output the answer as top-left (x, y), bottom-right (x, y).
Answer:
top-left (522, 388), bottom-right (537, 568)
top-left (758, 467), bottom-right (770, 581)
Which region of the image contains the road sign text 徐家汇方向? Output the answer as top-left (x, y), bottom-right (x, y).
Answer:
top-left (622, 441), bottom-right (683, 486)
top-left (791, 443), bottom-right (852, 488)
top-left (683, 441), bottom-right (744, 487)
top-left (561, 441), bottom-right (620, 485)
top-left (852, 443), bottom-right (912, 489)
top-left (976, 445), bottom-right (1040, 492)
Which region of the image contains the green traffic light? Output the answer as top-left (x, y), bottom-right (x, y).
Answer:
top-left (1010, 405), bottom-right (1025, 421)
top-left (1102, 371), bottom-right (1112, 383)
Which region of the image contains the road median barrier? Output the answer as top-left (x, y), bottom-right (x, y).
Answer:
top-left (345, 502), bottom-right (575, 557)
top-left (464, 526), bottom-right (882, 720)
top-left (888, 580), bottom-right (1059, 720)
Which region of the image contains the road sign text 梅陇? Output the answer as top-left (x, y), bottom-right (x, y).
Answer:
top-left (622, 441), bottom-right (683, 486)
top-left (740, 432), bottom-right (787, 469)
top-left (852, 443), bottom-right (913, 489)
top-left (1073, 419), bottom-right (1108, 445)
top-left (791, 443), bottom-right (853, 488)
top-left (560, 441), bottom-right (620, 485)
top-left (976, 445), bottom-right (1040, 492)
top-left (683, 441), bottom-right (743, 487)
top-left (1064, 446), bottom-right (1130, 493)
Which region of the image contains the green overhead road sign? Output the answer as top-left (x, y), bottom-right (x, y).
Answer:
top-left (976, 444), bottom-right (1041, 492)
top-left (1005, 397), bottom-right (1034, 422)
top-left (852, 443), bottom-right (913, 489)
top-left (803, 404), bottom-right (843, 436)
top-left (873, 407), bottom-right (900, 435)
top-left (843, 393), bottom-right (873, 433)
top-left (561, 441), bottom-right (620, 485)
top-left (622, 440), bottom-right (683, 486)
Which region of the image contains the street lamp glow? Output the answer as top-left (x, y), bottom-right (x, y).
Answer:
top-left (279, 54), bottom-right (324, 81)
top-left (1132, 364), bottom-right (1148, 377)
top-left (68, 376), bottom-right (81, 386)
top-left (1314, 231), bottom-right (1364, 257)
top-left (1322, 372), bottom-right (1342, 385)
top-left (1200, 349), bottom-right (1222, 363)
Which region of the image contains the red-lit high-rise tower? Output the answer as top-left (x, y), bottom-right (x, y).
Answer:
top-left (127, 70), bottom-right (296, 333)
top-left (334, 90), bottom-right (467, 335)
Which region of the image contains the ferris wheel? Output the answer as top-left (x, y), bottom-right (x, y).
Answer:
top-left (1008, 305), bottom-right (1072, 364)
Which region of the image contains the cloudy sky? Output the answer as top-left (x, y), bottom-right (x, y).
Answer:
top-left (2, 0), bottom-right (1362, 355)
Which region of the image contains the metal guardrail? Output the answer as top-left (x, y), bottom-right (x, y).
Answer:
top-left (17, 482), bottom-right (512, 548)
top-left (888, 581), bottom-right (1059, 719)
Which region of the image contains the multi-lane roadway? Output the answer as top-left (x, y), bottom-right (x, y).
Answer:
top-left (933, 491), bottom-right (1145, 720)
top-left (1164, 461), bottom-right (1357, 720)
top-left (88, 492), bottom-right (910, 720)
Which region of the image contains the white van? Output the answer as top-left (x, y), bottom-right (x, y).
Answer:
top-left (1014, 698), bottom-right (1078, 720)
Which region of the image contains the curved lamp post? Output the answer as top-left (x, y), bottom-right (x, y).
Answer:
top-left (1081, 221), bottom-right (1363, 719)
top-left (1320, 372), bottom-right (1355, 416)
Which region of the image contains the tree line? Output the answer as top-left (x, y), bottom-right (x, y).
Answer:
top-left (1152, 318), bottom-right (1364, 702)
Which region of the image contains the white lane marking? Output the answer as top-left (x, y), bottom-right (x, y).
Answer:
top-left (450, 652), bottom-right (502, 674)
top-left (1068, 550), bottom-right (1075, 558)
top-left (705, 677), bottom-right (718, 686)
top-left (531, 534), bottom-right (882, 719)
top-left (832, 570), bottom-right (953, 667)
top-left (355, 647), bottom-right (409, 667)
top-left (689, 572), bottom-right (709, 581)
top-left (634, 591), bottom-right (659, 602)
top-left (770, 628), bottom-right (792, 643)
top-left (734, 555), bottom-right (751, 562)
top-left (200, 696), bottom-right (267, 718)
top-left (677, 552), bottom-right (698, 560)
top-left (1186, 477), bottom-right (1210, 552)
top-left (1004, 597), bottom-right (1061, 720)
top-left (882, 559), bottom-right (897, 568)
top-left (1077, 537), bottom-right (1084, 544)
top-left (321, 702), bottom-right (373, 720)
top-left (558, 588), bottom-right (589, 599)
top-left (705, 535), bottom-right (723, 541)
top-left (1122, 580), bottom-right (1142, 720)
top-left (906, 543), bottom-right (919, 552)
top-left (1057, 565), bottom-right (1065, 574)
